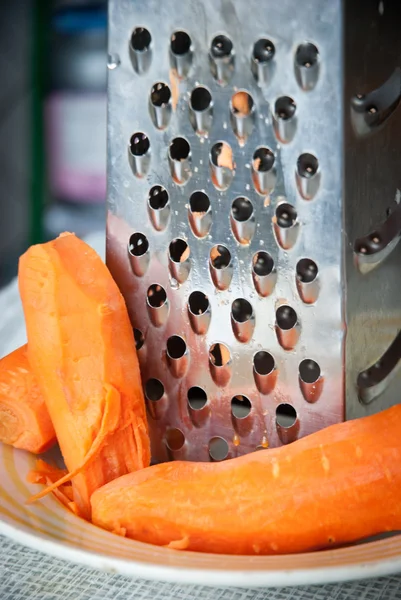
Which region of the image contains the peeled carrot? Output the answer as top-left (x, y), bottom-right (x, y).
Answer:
top-left (19, 232), bottom-right (150, 519)
top-left (0, 345), bottom-right (55, 453)
top-left (92, 404), bottom-right (401, 555)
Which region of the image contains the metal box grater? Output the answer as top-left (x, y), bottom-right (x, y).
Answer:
top-left (106, 0), bottom-right (401, 463)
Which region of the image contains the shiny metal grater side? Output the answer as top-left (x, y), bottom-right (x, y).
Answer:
top-left (106, 0), bottom-right (401, 463)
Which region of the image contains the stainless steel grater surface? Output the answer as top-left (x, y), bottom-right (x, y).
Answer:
top-left (106, 0), bottom-right (401, 463)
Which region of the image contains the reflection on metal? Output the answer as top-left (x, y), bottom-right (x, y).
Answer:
top-left (357, 331), bottom-right (401, 405)
top-left (351, 68), bottom-right (401, 137)
top-left (294, 42), bottom-right (320, 91)
top-left (354, 201), bottom-right (401, 274)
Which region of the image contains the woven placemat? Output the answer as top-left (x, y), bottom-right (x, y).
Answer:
top-left (1, 535), bottom-right (401, 600)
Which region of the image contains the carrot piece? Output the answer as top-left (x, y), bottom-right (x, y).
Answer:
top-left (91, 404), bottom-right (401, 555)
top-left (19, 232), bottom-right (150, 519)
top-left (28, 459), bottom-right (75, 510)
top-left (0, 345), bottom-right (56, 453)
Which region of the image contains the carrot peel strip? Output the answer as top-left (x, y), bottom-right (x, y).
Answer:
top-left (27, 384), bottom-right (121, 503)
top-left (166, 536), bottom-right (190, 550)
top-left (27, 459), bottom-right (73, 508)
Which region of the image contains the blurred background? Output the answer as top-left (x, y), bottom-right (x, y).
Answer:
top-left (0, 0), bottom-right (107, 287)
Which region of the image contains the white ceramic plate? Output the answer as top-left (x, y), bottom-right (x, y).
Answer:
top-left (1, 235), bottom-right (400, 588)
top-left (1, 441), bottom-right (401, 589)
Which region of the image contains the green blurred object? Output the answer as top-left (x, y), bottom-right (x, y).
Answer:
top-left (30, 0), bottom-right (51, 245)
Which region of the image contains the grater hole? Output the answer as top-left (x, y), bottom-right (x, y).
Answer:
top-left (210, 244), bottom-right (231, 269)
top-left (253, 251), bottom-right (274, 276)
top-left (231, 298), bottom-right (253, 323)
top-left (210, 244), bottom-right (233, 290)
top-left (169, 137), bottom-right (190, 161)
top-left (189, 86), bottom-right (213, 135)
top-left (134, 328), bottom-right (145, 350)
top-left (188, 291), bottom-right (209, 315)
top-left (230, 91), bottom-right (255, 142)
top-left (167, 335), bottom-right (187, 359)
top-left (253, 147), bottom-right (275, 172)
top-left (131, 27), bottom-right (151, 52)
top-left (165, 428), bottom-right (185, 451)
top-left (295, 42), bottom-right (319, 69)
top-left (252, 251), bottom-right (276, 297)
top-left (299, 359), bottom-right (321, 383)
top-left (147, 284), bottom-right (167, 308)
top-left (231, 197), bottom-right (254, 222)
top-left (128, 233), bottom-right (150, 277)
top-left (210, 34), bottom-right (233, 59)
top-left (187, 386), bottom-right (208, 410)
top-left (170, 30), bottom-right (191, 55)
top-left (252, 147), bottom-right (276, 195)
top-left (231, 395), bottom-right (252, 419)
top-left (231, 299), bottom-right (255, 342)
top-left (190, 190), bottom-right (210, 213)
top-left (209, 343), bottom-right (231, 367)
top-left (208, 436), bottom-right (229, 461)
top-left (276, 403), bottom-right (297, 428)
top-left (253, 38), bottom-right (275, 63)
top-left (128, 232), bottom-right (149, 257)
top-left (145, 378), bottom-right (164, 401)
top-left (276, 203), bottom-right (297, 228)
top-left (150, 82), bottom-right (171, 107)
top-left (253, 351), bottom-right (275, 375)
top-left (210, 141), bottom-right (235, 190)
top-left (130, 132), bottom-right (150, 156)
top-left (296, 258), bottom-right (318, 283)
top-left (276, 305), bottom-right (297, 330)
top-left (275, 96), bottom-right (296, 121)
top-left (148, 185), bottom-right (169, 209)
top-left (297, 153), bottom-right (319, 178)
top-left (209, 34), bottom-right (235, 85)
top-left (231, 91), bottom-right (254, 116)
top-left (190, 86), bottom-right (212, 111)
top-left (210, 141), bottom-right (233, 168)
top-left (169, 238), bottom-right (190, 263)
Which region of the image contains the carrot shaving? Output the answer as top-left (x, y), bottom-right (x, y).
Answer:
top-left (166, 536), bottom-right (190, 550)
top-left (28, 459), bottom-right (73, 508)
top-left (27, 384), bottom-right (121, 503)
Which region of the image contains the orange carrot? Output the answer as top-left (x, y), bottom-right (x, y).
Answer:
top-left (92, 404), bottom-right (401, 555)
top-left (19, 232), bottom-right (150, 519)
top-left (0, 345), bottom-right (55, 453)
top-left (27, 459), bottom-right (77, 512)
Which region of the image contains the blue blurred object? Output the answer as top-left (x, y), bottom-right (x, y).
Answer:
top-left (53, 6), bottom-right (107, 33)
